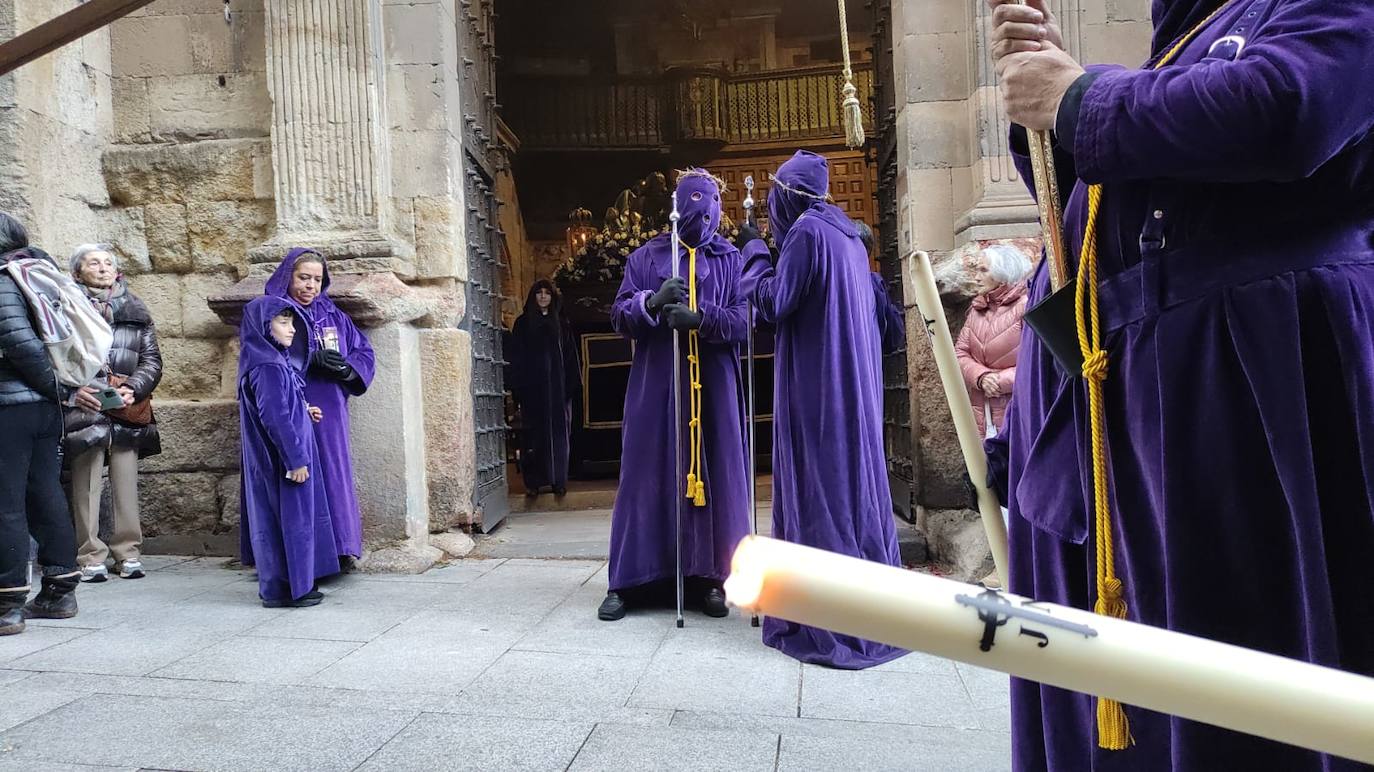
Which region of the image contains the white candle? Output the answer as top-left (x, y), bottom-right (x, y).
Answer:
top-left (725, 535), bottom-right (1374, 764)
top-left (906, 250), bottom-right (1010, 579)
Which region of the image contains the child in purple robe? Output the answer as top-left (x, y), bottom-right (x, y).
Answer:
top-left (237, 296), bottom-right (339, 608)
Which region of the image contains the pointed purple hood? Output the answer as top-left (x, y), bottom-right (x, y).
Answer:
top-left (768, 150), bottom-right (859, 244)
top-left (239, 296), bottom-right (304, 382)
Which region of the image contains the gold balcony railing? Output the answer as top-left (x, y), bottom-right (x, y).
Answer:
top-left (503, 63), bottom-right (876, 150)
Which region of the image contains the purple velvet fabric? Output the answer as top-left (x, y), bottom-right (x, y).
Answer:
top-left (265, 250), bottom-right (376, 558)
top-left (606, 172), bottom-right (752, 593)
top-left (745, 150), bottom-right (907, 670)
top-left (237, 296), bottom-right (339, 602)
top-left (993, 2), bottom-right (1374, 768)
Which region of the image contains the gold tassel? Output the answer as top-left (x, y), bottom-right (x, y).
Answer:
top-left (836, 0), bottom-right (864, 148)
top-left (1062, 7), bottom-right (1228, 751)
top-left (685, 247), bottom-right (707, 507)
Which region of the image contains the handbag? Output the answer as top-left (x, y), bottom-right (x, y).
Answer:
top-left (105, 371), bottom-right (154, 426)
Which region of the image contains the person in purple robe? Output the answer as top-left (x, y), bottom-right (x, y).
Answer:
top-left (738, 150), bottom-right (907, 670)
top-left (264, 249), bottom-right (376, 562)
top-left (237, 296), bottom-right (338, 608)
top-left (597, 169), bottom-right (751, 622)
top-left (509, 280), bottom-right (581, 498)
top-left (985, 1), bottom-right (1374, 768)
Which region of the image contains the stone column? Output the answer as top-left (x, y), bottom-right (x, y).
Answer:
top-left (250, 0), bottom-right (413, 274)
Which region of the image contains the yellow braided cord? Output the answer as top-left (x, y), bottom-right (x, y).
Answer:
top-left (1076, 5), bottom-right (1234, 751)
top-left (687, 247), bottom-right (706, 507)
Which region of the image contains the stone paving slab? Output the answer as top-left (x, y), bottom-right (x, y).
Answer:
top-left (567, 724), bottom-right (781, 772)
top-left (150, 635), bottom-right (363, 685)
top-left (629, 624), bottom-right (803, 718)
top-left (777, 732), bottom-right (1010, 772)
top-left (801, 665), bottom-right (983, 730)
top-left (0, 548), bottom-right (1012, 771)
top-left (0, 694), bottom-right (417, 771)
top-left (511, 585), bottom-right (673, 660)
top-left (356, 713), bottom-right (594, 771)
top-left (451, 648), bottom-right (651, 721)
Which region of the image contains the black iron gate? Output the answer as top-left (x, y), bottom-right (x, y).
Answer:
top-left (872, 0), bottom-right (916, 523)
top-left (461, 0), bottom-right (509, 531)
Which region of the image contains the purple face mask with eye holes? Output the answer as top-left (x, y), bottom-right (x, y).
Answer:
top-left (676, 171), bottom-right (722, 249)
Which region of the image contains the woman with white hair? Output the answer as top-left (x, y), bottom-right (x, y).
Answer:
top-left (65, 244), bottom-right (162, 583)
top-left (956, 243), bottom-right (1033, 438)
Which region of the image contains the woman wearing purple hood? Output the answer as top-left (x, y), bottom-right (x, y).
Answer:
top-left (985, 0), bottom-right (1374, 768)
top-left (237, 296), bottom-right (338, 607)
top-left (738, 150), bottom-right (906, 670)
top-left (597, 169), bottom-right (751, 622)
top-left (264, 250), bottom-right (375, 562)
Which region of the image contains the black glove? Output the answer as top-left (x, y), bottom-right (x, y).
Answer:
top-left (734, 224), bottom-right (762, 250)
top-left (646, 276), bottom-right (687, 316)
top-left (661, 303), bottom-right (703, 331)
top-left (310, 349), bottom-right (354, 381)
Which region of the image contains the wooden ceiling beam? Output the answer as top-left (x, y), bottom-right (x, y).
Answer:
top-left (0, 0), bottom-right (162, 78)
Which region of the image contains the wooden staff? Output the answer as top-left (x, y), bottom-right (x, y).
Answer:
top-left (726, 536), bottom-right (1374, 764)
top-left (908, 251), bottom-right (1010, 581)
top-left (1012, 0), bottom-right (1071, 291)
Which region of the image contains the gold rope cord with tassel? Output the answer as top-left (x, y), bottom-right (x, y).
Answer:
top-left (1075, 2), bottom-right (1236, 751)
top-left (836, 0), bottom-right (863, 148)
top-left (685, 246), bottom-right (707, 507)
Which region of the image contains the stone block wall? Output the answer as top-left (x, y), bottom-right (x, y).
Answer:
top-left (93, 0), bottom-right (276, 551)
top-left (0, 0), bottom-right (116, 254)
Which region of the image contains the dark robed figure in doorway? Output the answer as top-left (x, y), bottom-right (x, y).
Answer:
top-left (509, 279), bottom-right (581, 497)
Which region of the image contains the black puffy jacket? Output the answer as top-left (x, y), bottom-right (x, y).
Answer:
top-left (62, 281), bottom-right (162, 459)
top-left (0, 249), bottom-right (59, 406)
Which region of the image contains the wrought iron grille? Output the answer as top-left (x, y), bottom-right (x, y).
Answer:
top-left (871, 0), bottom-right (916, 523)
top-left (461, 0), bottom-right (509, 530)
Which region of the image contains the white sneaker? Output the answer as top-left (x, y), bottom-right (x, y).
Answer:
top-left (117, 561), bottom-right (145, 580)
top-left (80, 564), bottom-right (108, 583)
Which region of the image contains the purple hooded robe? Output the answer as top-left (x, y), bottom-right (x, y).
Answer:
top-left (741, 150), bottom-right (907, 669)
top-left (237, 296), bottom-right (339, 602)
top-left (606, 171), bottom-right (752, 594)
top-left (987, 1), bottom-right (1374, 768)
top-left (265, 250), bottom-right (376, 558)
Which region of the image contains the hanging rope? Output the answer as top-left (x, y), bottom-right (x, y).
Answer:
top-left (836, 0), bottom-right (864, 148)
top-left (1075, 2), bottom-right (1234, 751)
top-left (685, 246), bottom-right (707, 507)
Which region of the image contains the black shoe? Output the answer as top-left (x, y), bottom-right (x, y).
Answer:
top-left (553, 486), bottom-right (567, 497)
top-left (702, 587), bottom-right (729, 618)
top-left (262, 592), bottom-right (324, 608)
top-left (525, 489), bottom-right (539, 499)
top-left (0, 590), bottom-right (27, 635)
top-left (597, 592), bottom-right (626, 621)
top-left (22, 575), bottom-right (78, 620)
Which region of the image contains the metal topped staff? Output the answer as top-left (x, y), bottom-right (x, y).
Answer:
top-left (669, 189), bottom-right (686, 629)
top-left (742, 175), bottom-right (761, 629)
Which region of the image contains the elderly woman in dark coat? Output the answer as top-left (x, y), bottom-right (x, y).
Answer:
top-left (65, 244), bottom-right (162, 583)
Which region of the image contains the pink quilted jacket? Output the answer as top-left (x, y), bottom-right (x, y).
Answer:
top-left (956, 282), bottom-right (1028, 436)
